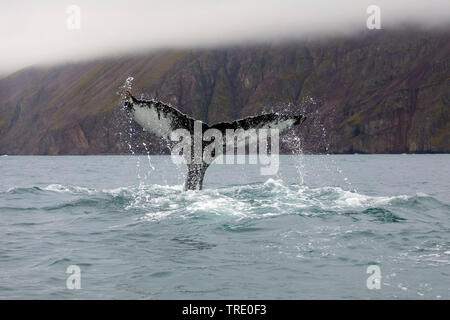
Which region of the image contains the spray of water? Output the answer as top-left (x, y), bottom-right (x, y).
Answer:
top-left (116, 77), bottom-right (158, 192)
top-left (117, 76), bottom-right (134, 102)
top-left (297, 96), bottom-right (356, 192)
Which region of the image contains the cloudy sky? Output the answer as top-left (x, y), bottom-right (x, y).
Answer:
top-left (0, 0), bottom-right (449, 75)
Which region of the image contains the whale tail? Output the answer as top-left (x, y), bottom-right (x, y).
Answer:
top-left (185, 162), bottom-right (210, 191)
top-left (123, 91), bottom-right (306, 190)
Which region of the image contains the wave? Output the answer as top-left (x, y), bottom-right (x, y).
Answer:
top-left (130, 179), bottom-right (439, 222)
top-left (5, 186), bottom-right (44, 195)
top-left (42, 184), bottom-right (97, 194)
top-left (1, 180), bottom-right (445, 223)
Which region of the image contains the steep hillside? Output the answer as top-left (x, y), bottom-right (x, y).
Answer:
top-left (0, 29), bottom-right (448, 154)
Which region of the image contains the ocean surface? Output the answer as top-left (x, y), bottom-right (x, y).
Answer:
top-left (0, 154), bottom-right (449, 299)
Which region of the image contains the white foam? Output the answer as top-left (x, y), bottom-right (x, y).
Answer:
top-left (139, 210), bottom-right (176, 222)
top-left (42, 184), bottom-right (97, 194)
top-left (263, 178), bottom-right (285, 186)
top-left (33, 179), bottom-right (415, 224)
top-left (101, 186), bottom-right (132, 196)
top-left (332, 187), bottom-right (409, 208)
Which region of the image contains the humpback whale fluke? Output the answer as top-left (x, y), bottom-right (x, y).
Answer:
top-left (123, 91), bottom-right (306, 190)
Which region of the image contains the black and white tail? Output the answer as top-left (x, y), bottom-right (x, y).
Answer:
top-left (124, 92), bottom-right (306, 190)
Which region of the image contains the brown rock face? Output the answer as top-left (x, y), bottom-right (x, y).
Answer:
top-left (0, 28), bottom-right (448, 155)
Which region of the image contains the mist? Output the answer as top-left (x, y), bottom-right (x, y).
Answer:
top-left (1, 0), bottom-right (449, 75)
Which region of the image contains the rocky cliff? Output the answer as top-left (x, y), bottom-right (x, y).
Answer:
top-left (0, 28), bottom-right (448, 154)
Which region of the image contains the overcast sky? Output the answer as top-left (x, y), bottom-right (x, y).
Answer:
top-left (0, 0), bottom-right (449, 75)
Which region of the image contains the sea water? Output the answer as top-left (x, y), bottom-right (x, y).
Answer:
top-left (0, 155), bottom-right (449, 299)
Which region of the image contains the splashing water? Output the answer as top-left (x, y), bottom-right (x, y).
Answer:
top-left (295, 96), bottom-right (355, 192)
top-left (116, 77), bottom-right (160, 189)
top-left (117, 76), bottom-right (134, 102)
